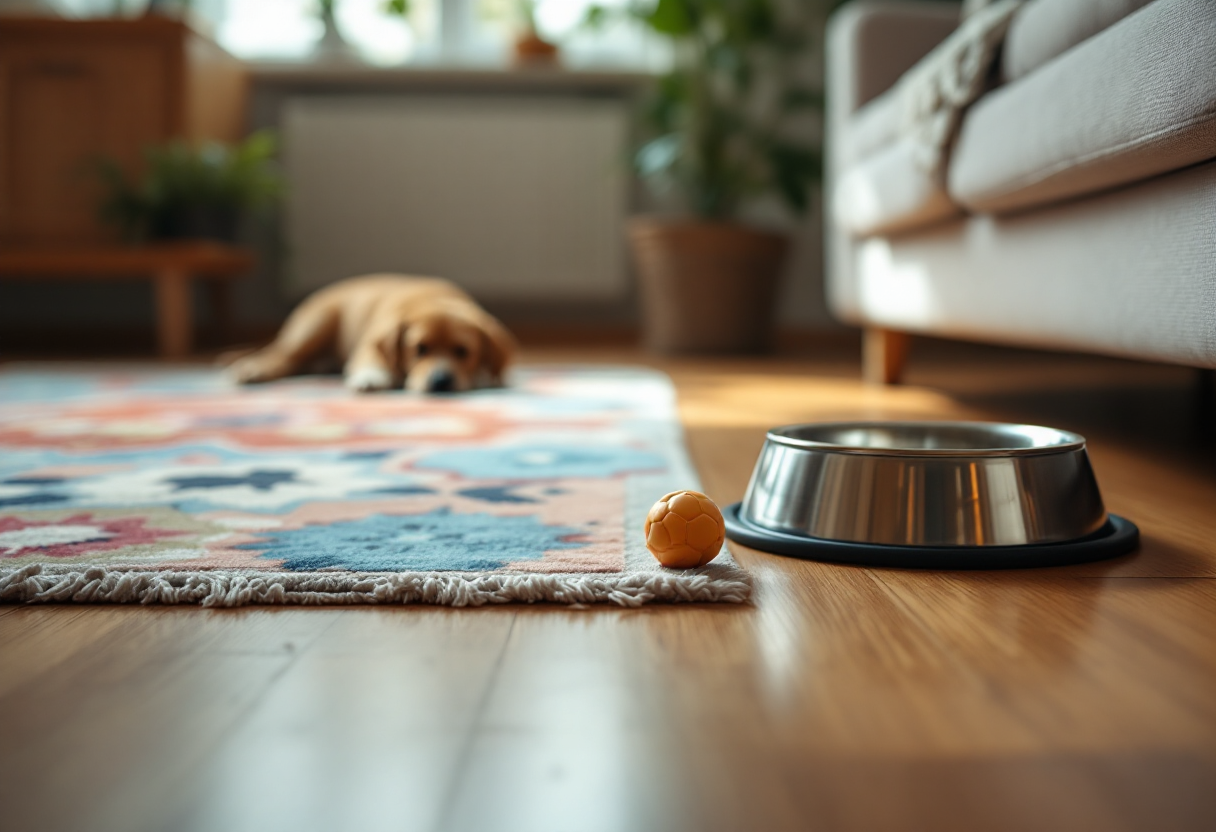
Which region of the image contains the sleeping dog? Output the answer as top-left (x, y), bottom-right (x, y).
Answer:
top-left (228, 274), bottom-right (516, 393)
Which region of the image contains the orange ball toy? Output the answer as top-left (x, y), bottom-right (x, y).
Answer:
top-left (644, 490), bottom-right (725, 568)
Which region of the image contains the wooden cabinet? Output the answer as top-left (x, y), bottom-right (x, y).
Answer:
top-left (0, 18), bottom-right (245, 246)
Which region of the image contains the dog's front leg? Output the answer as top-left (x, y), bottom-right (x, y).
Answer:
top-left (229, 348), bottom-right (297, 384)
top-left (344, 339), bottom-right (396, 393)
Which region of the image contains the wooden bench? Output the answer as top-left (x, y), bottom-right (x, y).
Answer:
top-left (0, 243), bottom-right (254, 359)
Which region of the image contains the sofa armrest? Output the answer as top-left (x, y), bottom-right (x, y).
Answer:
top-left (826, 1), bottom-right (961, 119)
top-left (824, 2), bottom-right (960, 327)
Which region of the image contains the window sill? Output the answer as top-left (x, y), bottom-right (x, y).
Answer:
top-left (248, 61), bottom-right (653, 94)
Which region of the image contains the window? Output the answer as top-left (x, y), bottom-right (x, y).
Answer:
top-left (42, 0), bottom-right (657, 67)
top-left (216, 0), bottom-right (428, 64)
top-left (41, 0), bottom-right (658, 68)
top-left (462, 0), bottom-right (661, 68)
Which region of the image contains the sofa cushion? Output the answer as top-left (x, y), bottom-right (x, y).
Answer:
top-left (1002, 0), bottom-right (1156, 82)
top-left (949, 0), bottom-right (1216, 215)
top-left (834, 135), bottom-right (961, 236)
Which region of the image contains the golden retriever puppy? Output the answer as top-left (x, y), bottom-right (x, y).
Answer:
top-left (228, 274), bottom-right (516, 393)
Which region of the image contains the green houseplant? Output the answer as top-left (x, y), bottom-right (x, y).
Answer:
top-left (98, 131), bottom-right (283, 243)
top-left (588, 0), bottom-right (832, 352)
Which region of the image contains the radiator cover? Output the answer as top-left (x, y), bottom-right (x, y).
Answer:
top-left (282, 95), bottom-right (631, 303)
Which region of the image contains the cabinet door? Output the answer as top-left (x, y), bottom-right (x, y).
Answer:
top-left (0, 36), bottom-right (175, 245)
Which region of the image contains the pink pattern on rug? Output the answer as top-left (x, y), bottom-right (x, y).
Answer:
top-left (0, 514), bottom-right (186, 559)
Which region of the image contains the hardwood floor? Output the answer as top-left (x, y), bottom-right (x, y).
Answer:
top-left (2, 341), bottom-right (1214, 832)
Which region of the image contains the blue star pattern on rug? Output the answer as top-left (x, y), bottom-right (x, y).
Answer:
top-left (0, 446), bottom-right (417, 513)
top-left (0, 477), bottom-right (73, 509)
top-left (416, 445), bottom-right (664, 479)
top-left (165, 469), bottom-right (299, 492)
top-left (456, 485), bottom-right (539, 504)
top-left (243, 509), bottom-right (588, 571)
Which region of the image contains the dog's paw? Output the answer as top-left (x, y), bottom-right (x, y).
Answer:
top-left (216, 347), bottom-right (257, 368)
top-left (346, 366), bottom-right (393, 393)
top-left (228, 355), bottom-right (282, 385)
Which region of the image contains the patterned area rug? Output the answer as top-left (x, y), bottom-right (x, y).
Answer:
top-left (0, 365), bottom-right (750, 607)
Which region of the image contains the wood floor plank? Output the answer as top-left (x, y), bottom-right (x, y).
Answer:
top-left (166, 608), bottom-right (518, 832)
top-left (871, 574), bottom-right (1216, 752)
top-left (769, 750), bottom-right (1216, 832)
top-left (0, 616), bottom-right (295, 832)
top-left (628, 561), bottom-right (1041, 756)
top-left (446, 568), bottom-right (1029, 832)
top-left (444, 608), bottom-right (806, 832)
top-left (0, 606), bottom-right (134, 697)
top-left (445, 727), bottom-right (697, 832)
top-left (1062, 445), bottom-right (1216, 577)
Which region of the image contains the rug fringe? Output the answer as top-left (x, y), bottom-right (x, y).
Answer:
top-left (0, 564), bottom-right (752, 608)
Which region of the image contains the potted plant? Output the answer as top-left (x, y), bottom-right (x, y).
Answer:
top-left (587, 0), bottom-right (827, 353)
top-left (97, 131), bottom-right (283, 243)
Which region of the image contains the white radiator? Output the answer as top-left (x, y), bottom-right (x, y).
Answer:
top-left (281, 95), bottom-right (631, 303)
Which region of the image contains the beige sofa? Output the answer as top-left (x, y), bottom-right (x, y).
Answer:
top-left (825, 0), bottom-right (1216, 382)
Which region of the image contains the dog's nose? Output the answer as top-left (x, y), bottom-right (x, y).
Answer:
top-left (426, 369), bottom-right (456, 393)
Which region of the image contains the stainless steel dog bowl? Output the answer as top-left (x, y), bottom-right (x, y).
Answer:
top-left (724, 421), bottom-right (1138, 568)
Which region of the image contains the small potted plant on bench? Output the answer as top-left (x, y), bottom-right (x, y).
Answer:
top-left (97, 131), bottom-right (283, 243)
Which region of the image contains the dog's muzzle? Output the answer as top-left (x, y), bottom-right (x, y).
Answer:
top-left (426, 368), bottom-right (457, 393)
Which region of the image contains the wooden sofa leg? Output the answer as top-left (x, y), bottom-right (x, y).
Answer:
top-left (864, 328), bottom-right (911, 385)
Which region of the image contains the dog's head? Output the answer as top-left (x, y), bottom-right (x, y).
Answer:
top-left (379, 301), bottom-right (516, 393)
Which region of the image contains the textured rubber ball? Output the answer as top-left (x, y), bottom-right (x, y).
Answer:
top-left (644, 489), bottom-right (725, 568)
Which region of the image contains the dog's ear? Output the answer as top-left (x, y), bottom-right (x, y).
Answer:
top-left (477, 313), bottom-right (517, 385)
top-left (372, 319), bottom-right (409, 376)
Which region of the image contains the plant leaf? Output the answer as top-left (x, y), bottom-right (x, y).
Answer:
top-left (581, 4), bottom-right (610, 29)
top-left (767, 143), bottom-right (821, 214)
top-left (645, 0), bottom-right (694, 35)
